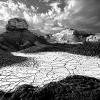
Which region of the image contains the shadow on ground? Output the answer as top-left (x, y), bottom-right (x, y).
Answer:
top-left (0, 75), bottom-right (100, 100)
top-left (0, 49), bottom-right (27, 68)
top-left (20, 42), bottom-right (100, 57)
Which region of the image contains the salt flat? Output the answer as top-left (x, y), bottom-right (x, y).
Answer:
top-left (0, 51), bottom-right (100, 92)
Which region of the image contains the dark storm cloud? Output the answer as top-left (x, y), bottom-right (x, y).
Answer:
top-left (16, 0), bottom-right (51, 13)
top-left (19, 0), bottom-right (100, 33)
top-left (20, 0), bottom-right (66, 13)
top-left (67, 0), bottom-right (100, 33)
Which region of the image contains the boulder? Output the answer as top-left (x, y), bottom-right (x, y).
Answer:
top-left (86, 35), bottom-right (93, 42)
top-left (6, 18), bottom-right (28, 31)
top-left (86, 35), bottom-right (100, 42)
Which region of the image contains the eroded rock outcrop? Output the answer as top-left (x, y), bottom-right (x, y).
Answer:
top-left (46, 28), bottom-right (89, 44)
top-left (6, 18), bottom-right (28, 31)
top-left (0, 18), bottom-right (50, 52)
top-left (86, 34), bottom-right (100, 42)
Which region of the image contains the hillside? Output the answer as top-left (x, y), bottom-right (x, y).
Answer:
top-left (18, 42), bottom-right (100, 57)
top-left (0, 49), bottom-right (27, 67)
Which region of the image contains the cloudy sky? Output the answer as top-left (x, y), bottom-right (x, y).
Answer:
top-left (0, 0), bottom-right (100, 33)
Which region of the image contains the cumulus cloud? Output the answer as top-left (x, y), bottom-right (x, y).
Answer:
top-left (0, 0), bottom-right (76, 30)
top-left (0, 0), bottom-right (100, 33)
top-left (49, 2), bottom-right (61, 14)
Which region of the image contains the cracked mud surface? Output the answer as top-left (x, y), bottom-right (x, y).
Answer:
top-left (0, 51), bottom-right (100, 92)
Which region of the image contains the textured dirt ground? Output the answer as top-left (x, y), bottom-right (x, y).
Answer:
top-left (0, 51), bottom-right (100, 92)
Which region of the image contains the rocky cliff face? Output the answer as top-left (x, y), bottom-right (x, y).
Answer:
top-left (45, 28), bottom-right (89, 44)
top-left (86, 34), bottom-right (100, 42)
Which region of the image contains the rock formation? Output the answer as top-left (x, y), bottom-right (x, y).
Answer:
top-left (46, 28), bottom-right (86, 44)
top-left (0, 18), bottom-right (50, 52)
top-left (6, 18), bottom-right (28, 31)
top-left (86, 34), bottom-right (100, 42)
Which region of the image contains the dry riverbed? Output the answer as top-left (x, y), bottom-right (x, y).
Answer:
top-left (0, 51), bottom-right (100, 92)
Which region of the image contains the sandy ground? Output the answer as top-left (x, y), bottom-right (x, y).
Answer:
top-left (0, 51), bottom-right (100, 92)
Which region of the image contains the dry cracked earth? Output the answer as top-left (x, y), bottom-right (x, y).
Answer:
top-left (0, 50), bottom-right (100, 92)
